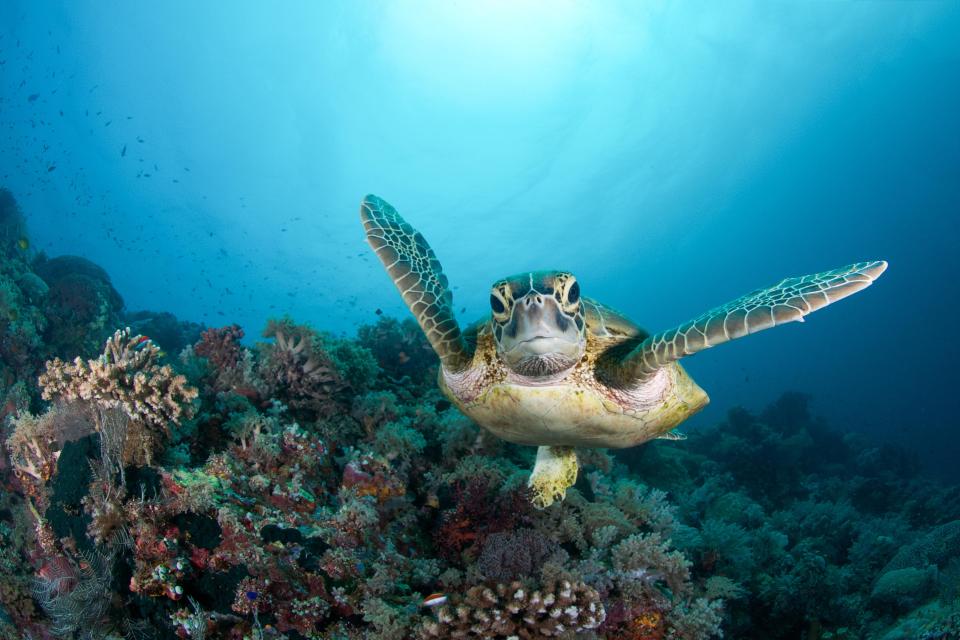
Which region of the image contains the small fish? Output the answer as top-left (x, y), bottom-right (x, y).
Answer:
top-left (121, 145), bottom-right (126, 157)
top-left (375, 308), bottom-right (383, 316)
top-left (422, 593), bottom-right (447, 608)
top-left (17, 237), bottom-right (29, 251)
top-left (27, 93), bottom-right (39, 102)
top-left (134, 335), bottom-right (152, 349)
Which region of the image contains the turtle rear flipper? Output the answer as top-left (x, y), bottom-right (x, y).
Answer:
top-left (360, 195), bottom-right (473, 373)
top-left (609, 260), bottom-right (887, 384)
top-left (528, 446), bottom-right (578, 509)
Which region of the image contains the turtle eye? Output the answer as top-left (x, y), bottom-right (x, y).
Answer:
top-left (490, 294), bottom-right (506, 314)
top-left (567, 281), bottom-right (580, 305)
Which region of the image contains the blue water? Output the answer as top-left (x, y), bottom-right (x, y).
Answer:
top-left (1, 2), bottom-right (958, 478)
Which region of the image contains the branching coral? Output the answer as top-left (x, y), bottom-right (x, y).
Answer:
top-left (192, 324), bottom-right (252, 394)
top-left (39, 327), bottom-right (198, 465)
top-left (420, 579), bottom-right (605, 639)
top-left (611, 532), bottom-right (692, 601)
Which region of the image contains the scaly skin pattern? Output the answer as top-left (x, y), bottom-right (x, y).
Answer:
top-left (439, 324), bottom-right (709, 449)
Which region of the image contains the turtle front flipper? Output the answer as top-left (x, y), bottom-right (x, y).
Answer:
top-left (360, 195), bottom-right (473, 373)
top-left (607, 261), bottom-right (887, 384)
top-left (528, 446), bottom-right (578, 508)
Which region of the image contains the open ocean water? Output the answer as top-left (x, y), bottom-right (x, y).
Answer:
top-left (0, 3), bottom-right (958, 639)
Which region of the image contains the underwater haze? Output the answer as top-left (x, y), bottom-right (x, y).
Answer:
top-left (3, 2), bottom-right (960, 639)
top-left (2, 1), bottom-right (958, 476)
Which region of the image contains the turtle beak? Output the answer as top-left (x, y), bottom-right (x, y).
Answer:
top-left (499, 292), bottom-right (583, 365)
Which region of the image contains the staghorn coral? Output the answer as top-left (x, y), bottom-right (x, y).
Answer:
top-left (420, 579), bottom-right (605, 639)
top-left (39, 327), bottom-right (197, 465)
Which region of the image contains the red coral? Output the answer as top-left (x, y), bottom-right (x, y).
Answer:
top-left (341, 455), bottom-right (405, 503)
top-left (436, 477), bottom-right (533, 558)
top-left (600, 600), bottom-right (668, 640)
top-left (195, 325), bottom-right (244, 371)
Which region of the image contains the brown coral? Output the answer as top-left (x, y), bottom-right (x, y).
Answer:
top-left (38, 328), bottom-right (197, 465)
top-left (5, 402), bottom-right (94, 502)
top-left (5, 410), bottom-right (61, 489)
top-left (192, 324), bottom-right (257, 395)
top-left (420, 579), bottom-right (605, 639)
top-left (259, 319), bottom-right (347, 416)
top-left (193, 324), bottom-right (244, 372)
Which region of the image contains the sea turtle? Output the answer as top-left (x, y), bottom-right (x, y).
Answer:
top-left (360, 195), bottom-right (887, 507)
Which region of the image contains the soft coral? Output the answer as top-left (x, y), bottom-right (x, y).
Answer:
top-left (436, 476), bottom-right (533, 558)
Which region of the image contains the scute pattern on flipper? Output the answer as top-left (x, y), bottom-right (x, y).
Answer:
top-left (360, 195), bottom-right (471, 372)
top-left (616, 260), bottom-right (888, 381)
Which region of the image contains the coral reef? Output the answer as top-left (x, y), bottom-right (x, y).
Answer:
top-left (1, 308), bottom-right (725, 639)
top-left (124, 309), bottom-right (205, 357)
top-left (357, 315), bottom-right (438, 386)
top-left (258, 317), bottom-right (378, 419)
top-left (0, 189), bottom-right (956, 638)
top-left (33, 254), bottom-right (124, 359)
top-left (625, 392), bottom-right (960, 639)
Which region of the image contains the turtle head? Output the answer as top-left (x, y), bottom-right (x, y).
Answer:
top-left (489, 271), bottom-right (586, 377)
